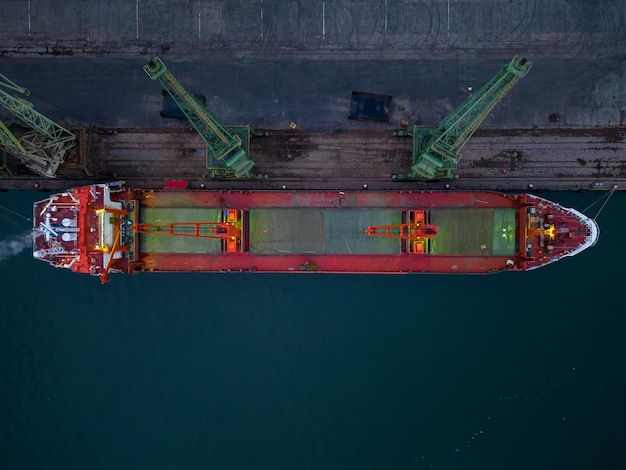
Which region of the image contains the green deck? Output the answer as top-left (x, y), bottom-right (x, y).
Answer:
top-left (249, 209), bottom-right (401, 255)
top-left (137, 206), bottom-right (516, 257)
top-left (429, 208), bottom-right (516, 256)
top-left (140, 207), bottom-right (222, 253)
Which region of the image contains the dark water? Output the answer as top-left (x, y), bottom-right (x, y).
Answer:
top-left (1, 190), bottom-right (625, 469)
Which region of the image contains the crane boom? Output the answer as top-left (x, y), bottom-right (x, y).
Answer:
top-left (394, 56), bottom-right (531, 180)
top-left (143, 57), bottom-right (260, 179)
top-left (0, 72), bottom-right (76, 178)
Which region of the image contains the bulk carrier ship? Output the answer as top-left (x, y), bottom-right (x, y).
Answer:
top-left (32, 182), bottom-right (599, 283)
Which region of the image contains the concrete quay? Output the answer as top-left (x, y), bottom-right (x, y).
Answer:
top-left (1, 1), bottom-right (625, 192)
top-left (0, 127), bottom-right (622, 192)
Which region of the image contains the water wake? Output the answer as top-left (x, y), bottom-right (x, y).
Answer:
top-left (0, 231), bottom-right (33, 263)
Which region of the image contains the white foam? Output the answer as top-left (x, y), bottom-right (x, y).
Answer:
top-left (0, 231), bottom-right (34, 263)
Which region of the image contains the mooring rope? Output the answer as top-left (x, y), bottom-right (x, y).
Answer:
top-left (582, 188), bottom-right (612, 213)
top-left (593, 186), bottom-right (618, 220)
top-left (0, 203), bottom-right (31, 221)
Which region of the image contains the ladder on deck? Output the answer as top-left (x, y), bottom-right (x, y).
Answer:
top-left (133, 221), bottom-right (241, 239)
top-left (365, 223), bottom-right (439, 239)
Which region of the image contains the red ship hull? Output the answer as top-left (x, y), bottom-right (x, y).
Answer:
top-left (32, 183), bottom-right (599, 283)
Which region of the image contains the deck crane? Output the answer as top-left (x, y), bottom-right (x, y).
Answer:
top-left (394, 56), bottom-right (531, 180)
top-left (0, 72), bottom-right (76, 178)
top-left (143, 57), bottom-right (262, 179)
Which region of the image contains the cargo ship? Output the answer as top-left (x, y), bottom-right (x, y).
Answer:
top-left (32, 182), bottom-right (599, 283)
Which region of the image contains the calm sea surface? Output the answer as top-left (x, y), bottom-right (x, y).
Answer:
top-left (1, 189), bottom-right (624, 469)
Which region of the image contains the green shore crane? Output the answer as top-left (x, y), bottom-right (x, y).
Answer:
top-left (394, 56), bottom-right (531, 180)
top-left (144, 57), bottom-right (262, 179)
top-left (0, 72), bottom-right (76, 178)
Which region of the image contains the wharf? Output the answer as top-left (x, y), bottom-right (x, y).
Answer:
top-left (0, 126), bottom-right (623, 192)
top-left (1, 0), bottom-right (625, 192)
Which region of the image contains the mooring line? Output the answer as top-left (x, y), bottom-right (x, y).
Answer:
top-left (593, 186), bottom-right (618, 220)
top-left (0, 203), bottom-right (31, 221)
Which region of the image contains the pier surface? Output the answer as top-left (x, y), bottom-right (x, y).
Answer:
top-left (1, 0), bottom-right (625, 191)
